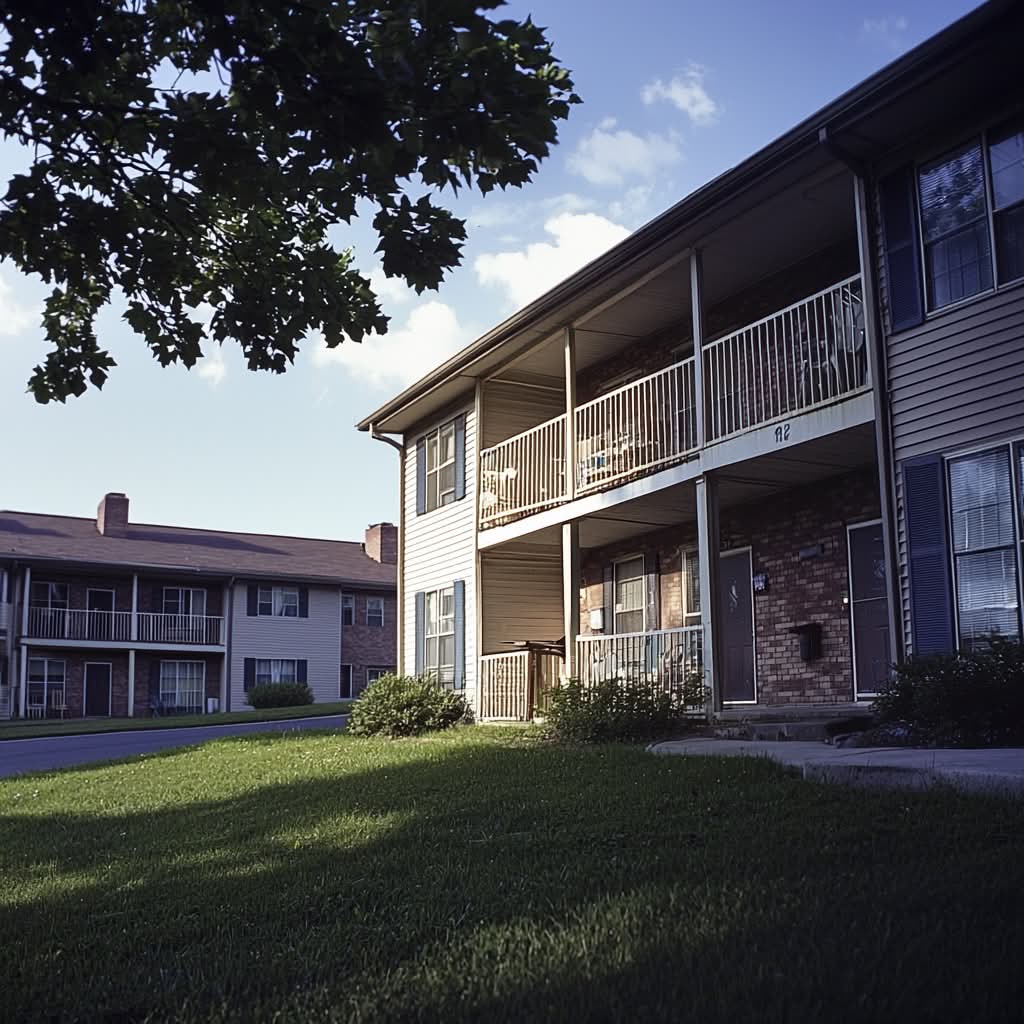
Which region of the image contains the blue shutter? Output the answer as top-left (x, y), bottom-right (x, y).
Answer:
top-left (296, 659), bottom-right (307, 684)
top-left (903, 455), bottom-right (955, 654)
top-left (879, 168), bottom-right (924, 332)
top-left (243, 658), bottom-right (256, 692)
top-left (453, 579), bottom-right (466, 690)
top-left (298, 587), bottom-right (309, 618)
top-left (246, 585), bottom-right (258, 616)
top-left (454, 415), bottom-right (467, 501)
top-left (414, 591), bottom-right (425, 675)
top-left (416, 438), bottom-right (427, 516)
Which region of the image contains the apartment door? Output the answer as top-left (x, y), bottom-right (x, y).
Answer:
top-left (718, 548), bottom-right (756, 703)
top-left (87, 588), bottom-right (115, 640)
top-left (83, 663), bottom-right (112, 717)
top-left (848, 521), bottom-right (891, 699)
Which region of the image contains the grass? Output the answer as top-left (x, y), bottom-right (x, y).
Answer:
top-left (1, 727), bottom-right (1022, 1023)
top-left (0, 701), bottom-right (352, 740)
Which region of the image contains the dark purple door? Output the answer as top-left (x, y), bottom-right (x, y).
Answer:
top-left (849, 523), bottom-right (891, 697)
top-left (84, 663), bottom-right (112, 717)
top-left (718, 549), bottom-right (755, 703)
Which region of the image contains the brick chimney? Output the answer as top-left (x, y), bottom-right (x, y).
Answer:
top-left (365, 522), bottom-right (398, 564)
top-left (97, 492), bottom-right (129, 537)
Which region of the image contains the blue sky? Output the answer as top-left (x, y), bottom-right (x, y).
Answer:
top-left (0, 0), bottom-right (978, 539)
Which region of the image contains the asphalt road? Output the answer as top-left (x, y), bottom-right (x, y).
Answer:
top-left (0, 714), bottom-right (348, 779)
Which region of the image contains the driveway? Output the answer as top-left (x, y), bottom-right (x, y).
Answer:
top-left (0, 715), bottom-right (348, 779)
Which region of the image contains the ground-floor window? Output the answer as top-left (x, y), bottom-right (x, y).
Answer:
top-left (256, 659), bottom-right (297, 685)
top-left (340, 664), bottom-right (353, 699)
top-left (27, 657), bottom-right (65, 713)
top-left (947, 443), bottom-right (1024, 649)
top-left (682, 548), bottom-right (701, 625)
top-left (424, 586), bottom-right (455, 684)
top-left (613, 556), bottom-right (645, 634)
top-left (367, 667), bottom-right (392, 684)
top-left (160, 661), bottom-right (205, 712)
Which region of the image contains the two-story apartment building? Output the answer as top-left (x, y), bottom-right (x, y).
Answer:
top-left (357, 0), bottom-right (1024, 722)
top-left (0, 493), bottom-right (397, 719)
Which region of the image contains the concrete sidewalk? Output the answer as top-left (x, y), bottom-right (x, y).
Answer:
top-left (650, 737), bottom-right (1024, 796)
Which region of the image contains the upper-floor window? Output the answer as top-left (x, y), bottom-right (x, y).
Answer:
top-left (917, 121), bottom-right (1024, 312)
top-left (416, 415), bottom-right (466, 515)
top-left (163, 587), bottom-right (206, 617)
top-left (613, 556), bottom-right (645, 635)
top-left (366, 596), bottom-right (384, 627)
top-left (341, 593), bottom-right (354, 626)
top-left (30, 581), bottom-right (68, 610)
top-left (258, 586), bottom-right (298, 617)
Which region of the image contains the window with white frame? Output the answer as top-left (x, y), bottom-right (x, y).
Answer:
top-left (614, 556), bottom-right (645, 635)
top-left (917, 121), bottom-right (1024, 312)
top-left (163, 587), bottom-right (207, 617)
top-left (425, 420), bottom-right (457, 512)
top-left (682, 549), bottom-right (701, 624)
top-left (159, 661), bottom-right (205, 712)
top-left (424, 586), bottom-right (455, 684)
top-left (257, 586), bottom-right (299, 617)
top-left (256, 659), bottom-right (298, 685)
top-left (367, 667), bottom-right (391, 684)
top-left (340, 664), bottom-right (353, 699)
top-left (366, 596), bottom-right (384, 627)
top-left (30, 581), bottom-right (68, 609)
top-left (27, 657), bottom-right (65, 710)
top-left (948, 446), bottom-right (1021, 649)
top-left (341, 593), bottom-right (354, 626)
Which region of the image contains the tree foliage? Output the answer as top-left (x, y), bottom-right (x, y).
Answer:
top-left (0, 0), bottom-right (579, 401)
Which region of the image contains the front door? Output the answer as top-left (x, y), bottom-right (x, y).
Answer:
top-left (718, 548), bottom-right (755, 703)
top-left (848, 521), bottom-right (891, 699)
top-left (84, 663), bottom-right (112, 717)
top-left (87, 589), bottom-right (115, 639)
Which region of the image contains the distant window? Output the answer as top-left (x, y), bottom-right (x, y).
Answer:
top-left (257, 586), bottom-right (299, 617)
top-left (163, 587), bottom-right (206, 617)
top-left (255, 659), bottom-right (297, 685)
top-left (425, 420), bottom-right (457, 512)
top-left (340, 664), bottom-right (353, 699)
top-left (682, 549), bottom-right (701, 623)
top-left (367, 667), bottom-right (391, 684)
top-left (990, 120), bottom-right (1024, 286)
top-left (424, 586), bottom-right (455, 685)
top-left (159, 661), bottom-right (205, 712)
top-left (341, 594), bottom-right (354, 626)
top-left (30, 581), bottom-right (68, 610)
top-left (27, 657), bottom-right (65, 710)
top-left (613, 556), bottom-right (645, 635)
top-left (366, 597), bottom-right (384, 627)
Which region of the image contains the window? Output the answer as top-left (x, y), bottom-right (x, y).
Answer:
top-left (30, 581), bottom-right (68, 609)
top-left (990, 121), bottom-right (1024, 285)
top-left (257, 586), bottom-right (299, 617)
top-left (682, 549), bottom-right (701, 624)
top-left (163, 587), bottom-right (206, 617)
top-left (27, 657), bottom-right (65, 711)
top-left (341, 594), bottom-right (354, 626)
top-left (255, 659), bottom-right (298, 685)
top-left (159, 661), bottom-right (205, 712)
top-left (366, 597), bottom-right (384, 627)
top-left (614, 556), bottom-right (645, 635)
top-left (948, 448), bottom-right (1020, 649)
top-left (340, 664), bottom-right (353, 699)
top-left (425, 420), bottom-right (457, 512)
top-left (424, 586), bottom-right (455, 685)
top-left (367, 667), bottom-right (391, 684)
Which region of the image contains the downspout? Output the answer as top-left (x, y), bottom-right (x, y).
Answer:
top-left (370, 423), bottom-right (405, 675)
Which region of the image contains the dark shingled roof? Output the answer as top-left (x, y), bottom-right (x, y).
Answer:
top-left (0, 511), bottom-right (395, 589)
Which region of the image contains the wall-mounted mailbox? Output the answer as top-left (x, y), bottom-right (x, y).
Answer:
top-left (788, 622), bottom-right (822, 661)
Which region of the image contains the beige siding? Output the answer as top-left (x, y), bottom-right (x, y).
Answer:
top-left (403, 403), bottom-right (478, 703)
top-left (229, 584), bottom-right (341, 708)
top-left (480, 552), bottom-right (562, 654)
top-left (481, 381), bottom-right (564, 450)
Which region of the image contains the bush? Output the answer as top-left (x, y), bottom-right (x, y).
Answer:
top-left (246, 682), bottom-right (315, 709)
top-left (872, 636), bottom-right (1024, 746)
top-left (542, 675), bottom-right (704, 744)
top-left (347, 673), bottom-right (471, 738)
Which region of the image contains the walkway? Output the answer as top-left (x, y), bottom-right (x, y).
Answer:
top-left (650, 737), bottom-right (1024, 796)
top-left (0, 714), bottom-right (347, 779)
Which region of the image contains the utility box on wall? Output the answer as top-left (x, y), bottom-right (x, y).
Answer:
top-left (588, 608), bottom-right (605, 632)
top-left (788, 623), bottom-right (822, 661)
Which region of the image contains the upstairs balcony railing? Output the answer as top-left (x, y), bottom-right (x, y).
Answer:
top-left (478, 276), bottom-right (866, 528)
top-left (137, 612), bottom-right (224, 645)
top-left (25, 607), bottom-right (224, 645)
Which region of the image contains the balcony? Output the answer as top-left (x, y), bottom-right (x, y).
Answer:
top-left (479, 276), bottom-right (866, 528)
top-left (25, 607), bottom-right (224, 646)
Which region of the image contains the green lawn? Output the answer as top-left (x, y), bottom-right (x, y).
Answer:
top-left (0, 701), bottom-right (351, 741)
top-left (1, 728), bottom-right (1022, 1023)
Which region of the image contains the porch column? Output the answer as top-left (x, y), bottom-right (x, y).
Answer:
top-left (562, 521), bottom-right (581, 680)
top-left (563, 325), bottom-right (577, 501)
top-left (695, 474), bottom-right (721, 714)
top-left (21, 566), bottom-right (30, 635)
top-left (219, 655), bottom-right (228, 713)
top-left (690, 250), bottom-right (707, 449)
top-left (130, 573), bottom-right (139, 642)
top-left (18, 643), bottom-right (28, 718)
top-left (127, 649), bottom-right (136, 718)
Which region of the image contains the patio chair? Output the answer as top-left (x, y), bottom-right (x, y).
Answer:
top-left (48, 688), bottom-right (68, 720)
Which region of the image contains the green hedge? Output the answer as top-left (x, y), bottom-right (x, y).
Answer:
top-left (347, 673), bottom-right (471, 738)
top-left (246, 682), bottom-right (315, 709)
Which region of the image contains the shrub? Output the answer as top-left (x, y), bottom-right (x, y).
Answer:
top-left (872, 636), bottom-right (1024, 746)
top-left (347, 673), bottom-right (471, 738)
top-left (246, 682), bottom-right (314, 709)
top-left (542, 675), bottom-right (704, 744)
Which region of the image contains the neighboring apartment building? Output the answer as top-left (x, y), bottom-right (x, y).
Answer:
top-left (0, 493), bottom-right (397, 719)
top-left (357, 0), bottom-right (1024, 721)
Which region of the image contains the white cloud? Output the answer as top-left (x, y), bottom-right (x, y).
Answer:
top-left (475, 211), bottom-right (630, 310)
top-left (642, 66), bottom-right (719, 125)
top-left (467, 191), bottom-right (596, 230)
top-left (0, 267), bottom-right (40, 335)
top-left (196, 344), bottom-right (227, 386)
top-left (862, 15), bottom-right (908, 50)
top-left (368, 266), bottom-right (415, 307)
top-left (311, 300), bottom-right (472, 390)
top-left (567, 118), bottom-right (681, 187)
top-left (608, 185), bottom-right (655, 228)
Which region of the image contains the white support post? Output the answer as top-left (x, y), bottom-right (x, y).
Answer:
top-left (564, 325), bottom-right (577, 501)
top-left (695, 474), bottom-right (720, 715)
top-left (130, 573), bottom-right (139, 642)
top-left (21, 566), bottom-right (30, 635)
top-left (127, 649), bottom-right (136, 718)
top-left (219, 655), bottom-right (227, 713)
top-left (562, 521), bottom-right (581, 680)
top-left (18, 641), bottom-right (28, 718)
top-left (690, 250), bottom-right (706, 450)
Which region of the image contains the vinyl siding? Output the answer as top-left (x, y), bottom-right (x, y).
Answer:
top-left (480, 553), bottom-right (562, 654)
top-left (229, 583), bottom-right (341, 708)
top-left (403, 404), bottom-right (478, 703)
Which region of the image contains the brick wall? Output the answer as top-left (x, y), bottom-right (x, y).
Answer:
top-left (341, 591), bottom-right (398, 696)
top-left (25, 647), bottom-right (131, 717)
top-left (579, 468), bottom-right (880, 705)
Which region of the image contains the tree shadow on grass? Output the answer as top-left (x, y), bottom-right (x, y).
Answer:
top-left (1, 732), bottom-right (1022, 1023)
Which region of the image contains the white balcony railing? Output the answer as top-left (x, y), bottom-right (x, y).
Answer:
top-left (479, 414), bottom-right (567, 528)
top-left (575, 626), bottom-right (704, 708)
top-left (702, 275), bottom-right (866, 442)
top-left (478, 650), bottom-right (562, 721)
top-left (25, 607), bottom-right (223, 645)
top-left (575, 356), bottom-right (697, 495)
